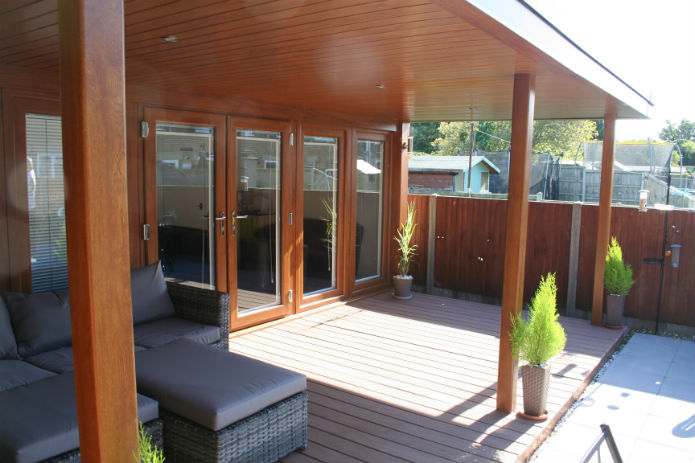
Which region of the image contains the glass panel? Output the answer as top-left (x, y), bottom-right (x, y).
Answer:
top-left (236, 130), bottom-right (282, 314)
top-left (26, 114), bottom-right (68, 292)
top-left (156, 123), bottom-right (215, 288)
top-left (303, 136), bottom-right (338, 295)
top-left (355, 140), bottom-right (384, 281)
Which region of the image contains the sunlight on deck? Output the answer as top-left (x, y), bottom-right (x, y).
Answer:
top-left (230, 292), bottom-right (624, 463)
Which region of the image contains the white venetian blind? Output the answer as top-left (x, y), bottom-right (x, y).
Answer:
top-left (25, 114), bottom-right (68, 292)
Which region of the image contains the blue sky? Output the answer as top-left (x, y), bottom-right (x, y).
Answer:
top-left (528, 0), bottom-right (695, 141)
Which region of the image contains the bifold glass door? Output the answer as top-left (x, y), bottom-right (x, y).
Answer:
top-left (144, 108), bottom-right (227, 293)
top-left (155, 123), bottom-right (216, 288)
top-left (303, 136), bottom-right (338, 295)
top-left (235, 129), bottom-right (282, 314)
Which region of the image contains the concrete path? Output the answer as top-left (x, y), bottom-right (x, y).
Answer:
top-left (533, 333), bottom-right (694, 463)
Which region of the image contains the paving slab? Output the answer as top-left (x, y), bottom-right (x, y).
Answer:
top-left (533, 333), bottom-right (695, 463)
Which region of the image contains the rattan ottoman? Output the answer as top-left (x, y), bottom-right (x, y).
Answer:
top-left (135, 338), bottom-right (308, 463)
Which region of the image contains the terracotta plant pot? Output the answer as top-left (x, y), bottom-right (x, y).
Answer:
top-left (605, 293), bottom-right (626, 328)
top-left (520, 364), bottom-right (550, 419)
top-left (392, 275), bottom-right (413, 300)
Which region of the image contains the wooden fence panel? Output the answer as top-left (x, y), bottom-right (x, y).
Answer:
top-left (524, 202), bottom-right (572, 305)
top-left (433, 197), bottom-right (507, 297)
top-left (420, 195), bottom-right (693, 327)
top-left (407, 195), bottom-right (430, 286)
top-left (662, 211), bottom-right (695, 326)
top-left (563, 205), bottom-right (692, 326)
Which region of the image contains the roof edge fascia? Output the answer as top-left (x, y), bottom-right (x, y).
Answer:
top-left (432, 0), bottom-right (652, 119)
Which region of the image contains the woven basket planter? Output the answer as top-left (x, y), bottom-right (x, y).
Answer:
top-left (605, 294), bottom-right (626, 328)
top-left (521, 364), bottom-right (550, 418)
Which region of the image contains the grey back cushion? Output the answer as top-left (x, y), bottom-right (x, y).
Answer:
top-left (131, 261), bottom-right (176, 325)
top-left (0, 297), bottom-right (19, 359)
top-left (4, 290), bottom-right (72, 358)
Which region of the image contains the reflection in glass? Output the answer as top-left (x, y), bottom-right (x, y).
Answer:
top-left (26, 114), bottom-right (68, 292)
top-left (156, 123), bottom-right (215, 288)
top-left (303, 136), bottom-right (338, 295)
top-left (236, 130), bottom-right (282, 314)
top-left (355, 140), bottom-right (384, 281)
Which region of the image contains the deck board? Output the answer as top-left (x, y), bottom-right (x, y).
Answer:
top-left (229, 292), bottom-right (624, 463)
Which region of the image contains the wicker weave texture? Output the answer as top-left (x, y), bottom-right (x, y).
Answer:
top-left (41, 418), bottom-right (163, 463)
top-left (167, 282), bottom-right (230, 350)
top-left (521, 365), bottom-right (550, 417)
top-left (161, 392), bottom-right (308, 463)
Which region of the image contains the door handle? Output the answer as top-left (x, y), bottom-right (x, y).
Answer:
top-left (215, 211), bottom-right (227, 236)
top-left (231, 212), bottom-right (248, 235)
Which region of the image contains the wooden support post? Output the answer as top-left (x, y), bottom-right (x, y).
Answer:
top-left (391, 123), bottom-right (410, 276)
top-left (58, 1), bottom-right (139, 461)
top-left (497, 73), bottom-right (535, 413)
top-left (426, 194), bottom-right (437, 294)
top-left (591, 107), bottom-right (617, 326)
top-left (565, 203), bottom-right (582, 317)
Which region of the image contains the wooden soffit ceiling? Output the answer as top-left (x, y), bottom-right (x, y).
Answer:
top-left (0, 0), bottom-right (651, 122)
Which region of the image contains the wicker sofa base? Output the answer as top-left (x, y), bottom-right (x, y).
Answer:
top-left (41, 418), bottom-right (163, 463)
top-left (161, 391), bottom-right (308, 463)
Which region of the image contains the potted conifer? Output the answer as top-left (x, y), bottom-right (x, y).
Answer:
top-left (393, 202), bottom-right (416, 300)
top-left (510, 273), bottom-right (567, 420)
top-left (603, 237), bottom-right (634, 328)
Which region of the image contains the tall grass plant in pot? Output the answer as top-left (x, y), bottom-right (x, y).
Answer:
top-left (604, 237), bottom-right (634, 328)
top-left (393, 202), bottom-right (417, 300)
top-left (510, 273), bottom-right (567, 420)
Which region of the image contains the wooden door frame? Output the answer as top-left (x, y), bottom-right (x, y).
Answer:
top-left (296, 125), bottom-right (348, 312)
top-left (142, 107), bottom-right (228, 292)
top-left (349, 129), bottom-right (392, 296)
top-left (2, 90), bottom-right (61, 292)
top-left (227, 116), bottom-right (295, 331)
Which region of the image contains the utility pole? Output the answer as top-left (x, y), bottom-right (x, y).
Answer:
top-left (467, 121), bottom-right (476, 194)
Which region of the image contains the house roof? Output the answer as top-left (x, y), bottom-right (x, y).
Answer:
top-left (409, 155), bottom-right (501, 174)
top-left (0, 0), bottom-right (651, 122)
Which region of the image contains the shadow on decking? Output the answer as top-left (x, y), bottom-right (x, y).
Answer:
top-left (231, 292), bottom-right (624, 463)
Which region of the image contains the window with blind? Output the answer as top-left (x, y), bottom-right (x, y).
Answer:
top-left (25, 114), bottom-right (68, 292)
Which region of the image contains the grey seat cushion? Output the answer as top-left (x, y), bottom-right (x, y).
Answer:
top-left (133, 317), bottom-right (220, 349)
top-left (24, 345), bottom-right (146, 374)
top-left (135, 338), bottom-right (306, 431)
top-left (0, 373), bottom-right (158, 463)
top-left (131, 262), bottom-right (176, 325)
top-left (3, 291), bottom-right (71, 357)
top-left (0, 360), bottom-right (55, 392)
top-left (0, 297), bottom-right (19, 360)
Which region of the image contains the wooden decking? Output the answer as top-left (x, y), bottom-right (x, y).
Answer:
top-left (229, 292), bottom-right (625, 463)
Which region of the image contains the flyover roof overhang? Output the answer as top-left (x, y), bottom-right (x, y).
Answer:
top-left (0, 0), bottom-right (652, 122)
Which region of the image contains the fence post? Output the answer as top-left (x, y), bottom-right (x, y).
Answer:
top-left (426, 194), bottom-right (437, 294)
top-left (566, 203), bottom-right (582, 316)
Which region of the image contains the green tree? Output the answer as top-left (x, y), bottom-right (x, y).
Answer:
top-left (430, 119), bottom-right (597, 158)
top-left (532, 120), bottom-right (597, 157)
top-left (476, 121), bottom-right (511, 152)
top-left (593, 119), bottom-right (604, 141)
top-left (659, 119), bottom-right (695, 165)
top-left (432, 122), bottom-right (471, 156)
top-left (410, 122), bottom-right (439, 154)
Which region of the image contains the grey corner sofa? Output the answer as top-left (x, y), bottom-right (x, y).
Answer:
top-left (0, 261), bottom-right (307, 463)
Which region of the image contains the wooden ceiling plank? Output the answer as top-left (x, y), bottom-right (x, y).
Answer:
top-left (125, 0), bottom-right (320, 36)
top-left (0, 10), bottom-right (56, 42)
top-left (0, 0), bottom-right (54, 25)
top-left (125, 0), bottom-right (438, 57)
top-left (133, 19), bottom-right (467, 70)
